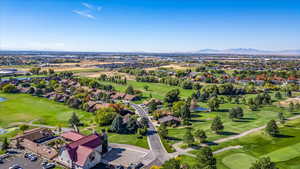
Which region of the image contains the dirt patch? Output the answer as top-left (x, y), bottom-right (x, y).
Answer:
top-left (277, 97), bottom-right (300, 107)
top-left (77, 71), bottom-right (135, 80)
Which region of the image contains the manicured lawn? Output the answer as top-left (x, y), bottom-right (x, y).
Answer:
top-left (222, 153), bottom-right (257, 169)
top-left (168, 103), bottom-right (291, 143)
top-left (0, 93), bottom-right (93, 128)
top-left (81, 127), bottom-right (149, 149)
top-left (99, 80), bottom-right (194, 100)
top-left (264, 142), bottom-right (300, 162)
top-left (180, 118), bottom-right (300, 169)
top-left (108, 133), bottom-right (149, 149)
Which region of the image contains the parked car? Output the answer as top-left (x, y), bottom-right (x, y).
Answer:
top-left (9, 164), bottom-right (23, 169)
top-left (29, 155), bottom-right (38, 161)
top-left (115, 165), bottom-right (124, 169)
top-left (42, 163), bottom-right (55, 169)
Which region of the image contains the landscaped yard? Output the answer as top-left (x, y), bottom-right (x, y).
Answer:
top-left (181, 118), bottom-right (300, 169)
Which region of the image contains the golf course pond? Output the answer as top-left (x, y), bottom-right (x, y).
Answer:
top-left (0, 97), bottom-right (7, 102)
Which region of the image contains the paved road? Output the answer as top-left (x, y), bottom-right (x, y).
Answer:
top-left (130, 103), bottom-right (170, 165)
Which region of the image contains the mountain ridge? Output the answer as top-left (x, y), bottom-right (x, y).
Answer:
top-left (196, 48), bottom-right (300, 55)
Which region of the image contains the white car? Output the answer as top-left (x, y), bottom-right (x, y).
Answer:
top-left (9, 164), bottom-right (23, 169)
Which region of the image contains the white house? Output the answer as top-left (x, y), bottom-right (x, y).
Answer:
top-left (58, 132), bottom-right (103, 169)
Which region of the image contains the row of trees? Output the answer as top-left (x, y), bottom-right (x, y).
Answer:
top-left (99, 74), bottom-right (127, 85)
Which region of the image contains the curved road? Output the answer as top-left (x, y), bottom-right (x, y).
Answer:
top-left (130, 103), bottom-right (170, 165)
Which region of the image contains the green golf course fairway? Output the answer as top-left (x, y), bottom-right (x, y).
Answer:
top-left (264, 142), bottom-right (300, 162)
top-left (222, 153), bottom-right (257, 169)
top-left (0, 93), bottom-right (93, 127)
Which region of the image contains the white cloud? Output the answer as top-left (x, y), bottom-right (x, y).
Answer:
top-left (72, 10), bottom-right (96, 19)
top-left (81, 2), bottom-right (94, 10)
top-left (81, 2), bottom-right (102, 12)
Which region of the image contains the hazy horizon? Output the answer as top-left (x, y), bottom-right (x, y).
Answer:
top-left (1, 0), bottom-right (300, 52)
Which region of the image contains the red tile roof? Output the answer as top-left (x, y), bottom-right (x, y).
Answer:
top-left (65, 133), bottom-right (102, 167)
top-left (61, 131), bottom-right (85, 141)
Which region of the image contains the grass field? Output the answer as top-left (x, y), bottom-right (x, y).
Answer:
top-left (0, 93), bottom-right (93, 128)
top-left (0, 93), bottom-right (149, 148)
top-left (100, 80), bottom-right (194, 100)
top-left (167, 92), bottom-right (300, 143)
top-left (180, 118), bottom-right (300, 168)
top-left (222, 153), bottom-right (257, 169)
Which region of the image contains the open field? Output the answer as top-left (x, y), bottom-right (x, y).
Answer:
top-left (76, 70), bottom-right (135, 80)
top-left (100, 80), bottom-right (194, 101)
top-left (180, 118), bottom-right (300, 169)
top-left (145, 64), bottom-right (192, 71)
top-left (0, 93), bottom-right (93, 128)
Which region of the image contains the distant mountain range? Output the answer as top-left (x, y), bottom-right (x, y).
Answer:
top-left (196, 48), bottom-right (300, 55)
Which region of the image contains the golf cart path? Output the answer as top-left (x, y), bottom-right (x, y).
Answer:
top-left (172, 114), bottom-right (300, 155)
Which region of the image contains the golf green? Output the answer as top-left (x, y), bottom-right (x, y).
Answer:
top-left (222, 153), bottom-right (257, 169)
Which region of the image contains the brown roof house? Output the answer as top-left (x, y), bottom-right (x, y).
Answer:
top-left (11, 128), bottom-right (58, 159)
top-left (158, 115), bottom-right (181, 126)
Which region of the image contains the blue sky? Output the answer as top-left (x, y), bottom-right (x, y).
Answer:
top-left (1, 0), bottom-right (300, 52)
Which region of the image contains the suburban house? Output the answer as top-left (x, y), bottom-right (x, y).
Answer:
top-left (11, 128), bottom-right (58, 159)
top-left (158, 115), bottom-right (181, 126)
top-left (58, 131), bottom-right (104, 169)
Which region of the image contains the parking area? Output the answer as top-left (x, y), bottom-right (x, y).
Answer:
top-left (102, 144), bottom-right (149, 167)
top-left (0, 154), bottom-right (44, 169)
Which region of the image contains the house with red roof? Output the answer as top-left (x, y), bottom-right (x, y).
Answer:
top-left (58, 132), bottom-right (104, 169)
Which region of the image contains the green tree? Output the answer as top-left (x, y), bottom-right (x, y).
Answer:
top-left (140, 117), bottom-right (149, 128)
top-left (125, 85), bottom-right (135, 95)
top-left (286, 90), bottom-right (292, 97)
top-left (265, 120), bottom-right (279, 137)
top-left (161, 158), bottom-right (181, 169)
top-left (295, 103), bottom-right (300, 110)
top-left (1, 137), bottom-right (9, 151)
top-left (95, 107), bottom-right (117, 126)
top-left (195, 147), bottom-right (217, 169)
top-left (126, 117), bottom-right (139, 133)
top-left (288, 102), bottom-right (294, 113)
top-left (250, 157), bottom-right (278, 169)
top-left (164, 89), bottom-right (180, 107)
top-left (68, 112), bottom-right (80, 127)
top-left (194, 129), bottom-right (207, 143)
top-left (207, 97), bottom-right (219, 111)
top-left (158, 123), bottom-right (168, 139)
top-left (180, 103), bottom-right (191, 120)
top-left (211, 116), bottom-right (224, 134)
top-left (110, 115), bottom-right (125, 134)
top-left (143, 85), bottom-right (149, 91)
top-left (183, 127), bottom-right (194, 146)
top-left (29, 67), bottom-right (41, 75)
top-left (275, 92), bottom-right (282, 100)
top-left (278, 112), bottom-right (285, 124)
top-left (2, 84), bottom-right (18, 93)
top-left (172, 101), bottom-right (185, 117)
top-left (19, 124), bottom-right (29, 133)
